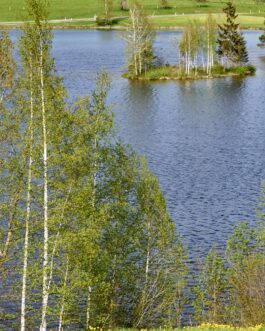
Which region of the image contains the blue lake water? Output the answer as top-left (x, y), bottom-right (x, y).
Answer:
top-left (11, 29), bottom-right (265, 257)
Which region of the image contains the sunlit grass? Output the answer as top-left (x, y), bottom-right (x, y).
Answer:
top-left (0, 0), bottom-right (264, 26)
top-left (150, 13), bottom-right (265, 28)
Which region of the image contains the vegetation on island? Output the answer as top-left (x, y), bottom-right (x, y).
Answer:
top-left (123, 1), bottom-right (255, 81)
top-left (0, 0), bottom-right (264, 330)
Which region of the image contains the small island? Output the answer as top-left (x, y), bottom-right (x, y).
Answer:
top-left (123, 64), bottom-right (256, 81)
top-left (123, 2), bottom-right (256, 81)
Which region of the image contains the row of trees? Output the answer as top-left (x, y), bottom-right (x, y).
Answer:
top-left (125, 1), bottom-right (250, 77)
top-left (178, 15), bottom-right (217, 76)
top-left (0, 0), bottom-right (187, 330)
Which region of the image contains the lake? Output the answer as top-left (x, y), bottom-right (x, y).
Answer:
top-left (12, 29), bottom-right (265, 258)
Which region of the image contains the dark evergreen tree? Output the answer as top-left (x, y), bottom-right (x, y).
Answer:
top-left (217, 2), bottom-right (248, 65)
top-left (258, 20), bottom-right (265, 46)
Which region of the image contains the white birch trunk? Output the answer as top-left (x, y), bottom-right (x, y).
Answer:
top-left (86, 136), bottom-right (98, 329)
top-left (40, 43), bottom-right (49, 331)
top-left (86, 286), bottom-right (92, 329)
top-left (21, 60), bottom-right (34, 331)
top-left (58, 258), bottom-right (69, 331)
top-left (136, 220), bottom-right (151, 327)
top-left (47, 186), bottom-right (72, 295)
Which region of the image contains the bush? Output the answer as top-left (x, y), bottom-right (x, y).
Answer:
top-left (96, 16), bottom-right (116, 26)
top-left (144, 67), bottom-right (172, 79)
top-left (227, 65), bottom-right (256, 76)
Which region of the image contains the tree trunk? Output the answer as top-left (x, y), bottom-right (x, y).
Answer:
top-left (58, 258), bottom-right (69, 331)
top-left (86, 286), bottom-right (92, 329)
top-left (21, 60), bottom-right (34, 331)
top-left (40, 43), bottom-right (49, 331)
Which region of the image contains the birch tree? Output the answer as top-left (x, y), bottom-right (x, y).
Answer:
top-left (134, 162), bottom-right (187, 328)
top-left (17, 1), bottom-right (71, 329)
top-left (124, 1), bottom-right (155, 76)
top-left (178, 18), bottom-right (217, 76)
top-left (99, 0), bottom-right (113, 24)
top-left (18, 21), bottom-right (36, 331)
top-left (205, 14), bottom-right (217, 75)
top-left (193, 249), bottom-right (227, 324)
top-left (0, 35), bottom-right (22, 271)
top-left (0, 2), bottom-right (189, 328)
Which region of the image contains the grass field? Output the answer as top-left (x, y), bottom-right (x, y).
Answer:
top-left (44, 14), bottom-right (265, 30)
top-left (0, 0), bottom-right (264, 29)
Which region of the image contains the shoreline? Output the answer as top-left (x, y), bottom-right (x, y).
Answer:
top-left (0, 24), bottom-right (264, 31)
top-left (123, 65), bottom-right (256, 82)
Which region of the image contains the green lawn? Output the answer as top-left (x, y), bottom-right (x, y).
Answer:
top-left (0, 0), bottom-right (264, 28)
top-left (149, 13), bottom-right (265, 28)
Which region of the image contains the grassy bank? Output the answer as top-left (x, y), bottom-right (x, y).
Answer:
top-left (1, 14), bottom-right (263, 30)
top-left (123, 64), bottom-right (256, 81)
top-left (148, 13), bottom-right (265, 29)
top-left (0, 0), bottom-right (265, 29)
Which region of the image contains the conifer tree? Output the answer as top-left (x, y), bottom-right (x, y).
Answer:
top-left (258, 20), bottom-right (265, 46)
top-left (217, 2), bottom-right (248, 65)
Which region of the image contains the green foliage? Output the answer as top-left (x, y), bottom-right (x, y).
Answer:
top-left (226, 222), bottom-right (258, 266)
top-left (193, 249), bottom-right (227, 324)
top-left (0, 0), bottom-right (263, 329)
top-left (225, 222), bottom-right (265, 325)
top-left (133, 161), bottom-right (187, 328)
top-left (0, 1), bottom-right (187, 328)
top-left (0, 32), bottom-right (15, 101)
top-left (211, 64), bottom-right (256, 75)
